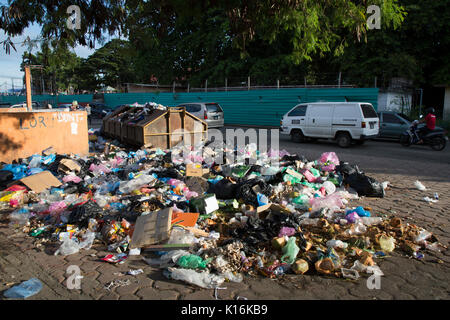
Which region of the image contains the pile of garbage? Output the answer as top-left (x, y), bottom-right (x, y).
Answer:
top-left (0, 135), bottom-right (445, 289)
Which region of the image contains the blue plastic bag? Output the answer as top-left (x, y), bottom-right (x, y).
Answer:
top-left (257, 193), bottom-right (269, 206)
top-left (3, 278), bottom-right (42, 299)
top-left (346, 206), bottom-right (371, 217)
top-left (2, 164), bottom-right (27, 180)
top-left (26, 167), bottom-right (44, 176)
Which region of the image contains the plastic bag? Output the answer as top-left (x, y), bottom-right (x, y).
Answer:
top-left (309, 193), bottom-right (343, 212)
top-left (168, 227), bottom-right (196, 244)
top-left (344, 173), bottom-right (385, 198)
top-left (211, 179), bottom-right (238, 199)
top-left (79, 231), bottom-right (96, 250)
top-left (68, 200), bottom-right (103, 228)
top-left (166, 268), bottom-right (225, 289)
top-left (379, 235), bottom-right (395, 252)
top-left (118, 174), bottom-right (155, 194)
top-left (54, 236), bottom-right (80, 256)
top-left (318, 152), bottom-right (340, 172)
top-left (177, 255), bottom-right (210, 269)
top-left (3, 278), bottom-right (42, 299)
top-left (281, 237), bottom-right (300, 264)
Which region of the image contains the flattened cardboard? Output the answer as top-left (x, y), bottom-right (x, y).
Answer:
top-left (20, 171), bottom-right (62, 193)
top-left (130, 208), bottom-right (173, 248)
top-left (58, 159), bottom-right (81, 174)
top-left (256, 203), bottom-right (291, 218)
top-left (171, 212), bottom-right (200, 227)
top-left (186, 163), bottom-right (209, 177)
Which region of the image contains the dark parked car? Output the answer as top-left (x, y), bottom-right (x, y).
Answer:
top-left (378, 111), bottom-right (412, 139)
top-left (378, 111), bottom-right (444, 140)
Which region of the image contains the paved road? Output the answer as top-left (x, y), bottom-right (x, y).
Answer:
top-left (1, 124), bottom-right (449, 300)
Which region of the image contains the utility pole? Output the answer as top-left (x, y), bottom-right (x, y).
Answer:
top-left (338, 72), bottom-right (341, 88)
top-left (225, 78), bottom-right (227, 92)
top-left (205, 79), bottom-right (208, 92)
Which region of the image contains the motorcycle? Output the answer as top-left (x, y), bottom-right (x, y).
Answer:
top-left (400, 120), bottom-right (448, 151)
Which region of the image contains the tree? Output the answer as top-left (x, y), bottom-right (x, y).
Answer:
top-left (1, 0), bottom-right (406, 63)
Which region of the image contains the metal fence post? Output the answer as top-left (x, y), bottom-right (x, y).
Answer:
top-left (338, 72), bottom-right (341, 88)
top-left (248, 76), bottom-right (250, 91)
top-left (277, 79), bottom-right (279, 90)
top-left (225, 78), bottom-right (227, 92)
top-left (205, 79), bottom-right (208, 92)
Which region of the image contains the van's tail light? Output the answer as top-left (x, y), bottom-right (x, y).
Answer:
top-left (204, 111), bottom-right (208, 119)
top-left (280, 120), bottom-right (283, 125)
top-left (361, 122), bottom-right (366, 128)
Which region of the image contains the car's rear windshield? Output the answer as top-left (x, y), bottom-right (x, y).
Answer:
top-left (361, 104), bottom-right (378, 118)
top-left (206, 103), bottom-right (223, 113)
top-left (186, 104), bottom-right (202, 113)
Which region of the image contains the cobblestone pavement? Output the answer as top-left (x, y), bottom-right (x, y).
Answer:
top-left (0, 128), bottom-right (449, 300)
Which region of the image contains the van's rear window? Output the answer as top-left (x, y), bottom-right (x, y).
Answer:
top-left (361, 104), bottom-right (378, 118)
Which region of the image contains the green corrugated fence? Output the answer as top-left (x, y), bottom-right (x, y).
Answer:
top-left (1, 88), bottom-right (378, 127)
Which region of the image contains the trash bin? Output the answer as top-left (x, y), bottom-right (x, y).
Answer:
top-left (103, 106), bottom-right (208, 148)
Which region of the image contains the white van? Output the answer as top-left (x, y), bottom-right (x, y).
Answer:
top-left (280, 102), bottom-right (379, 147)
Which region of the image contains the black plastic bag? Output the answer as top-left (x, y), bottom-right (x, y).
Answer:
top-left (236, 178), bottom-right (273, 206)
top-left (344, 172), bottom-right (384, 198)
top-left (336, 162), bottom-right (361, 177)
top-left (211, 179), bottom-right (238, 199)
top-left (0, 170), bottom-right (13, 189)
top-left (68, 200), bottom-right (104, 227)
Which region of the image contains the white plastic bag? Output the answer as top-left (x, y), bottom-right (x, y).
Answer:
top-left (167, 267), bottom-right (225, 289)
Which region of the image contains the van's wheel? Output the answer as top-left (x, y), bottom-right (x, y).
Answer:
top-left (336, 132), bottom-right (351, 148)
top-left (291, 130), bottom-right (304, 143)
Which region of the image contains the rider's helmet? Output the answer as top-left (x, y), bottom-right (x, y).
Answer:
top-left (426, 107), bottom-right (435, 114)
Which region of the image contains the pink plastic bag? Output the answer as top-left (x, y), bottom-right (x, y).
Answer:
top-left (309, 193), bottom-right (343, 211)
top-left (49, 201), bottom-right (67, 212)
top-left (278, 227), bottom-right (296, 238)
top-left (63, 175), bottom-right (82, 184)
top-left (89, 164), bottom-right (111, 174)
top-left (319, 152), bottom-right (340, 172)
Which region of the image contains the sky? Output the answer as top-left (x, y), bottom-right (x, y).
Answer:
top-left (0, 23), bottom-right (116, 92)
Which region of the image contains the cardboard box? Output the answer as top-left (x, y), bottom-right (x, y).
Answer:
top-left (130, 208), bottom-right (173, 248)
top-left (19, 171), bottom-right (62, 193)
top-left (58, 159), bottom-right (81, 174)
top-left (186, 163), bottom-right (209, 177)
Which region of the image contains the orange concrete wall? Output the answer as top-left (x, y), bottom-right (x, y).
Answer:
top-left (0, 110), bottom-right (89, 163)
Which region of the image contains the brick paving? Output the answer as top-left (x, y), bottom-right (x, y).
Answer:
top-left (0, 133), bottom-right (449, 300)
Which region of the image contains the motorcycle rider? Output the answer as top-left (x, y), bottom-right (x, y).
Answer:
top-left (417, 107), bottom-right (436, 143)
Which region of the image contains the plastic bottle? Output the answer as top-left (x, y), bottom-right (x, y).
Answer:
top-left (3, 278), bottom-right (43, 299)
